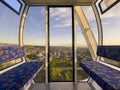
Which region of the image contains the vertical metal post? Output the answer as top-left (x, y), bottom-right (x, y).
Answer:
top-left (92, 2), bottom-right (103, 61)
top-left (45, 6), bottom-right (49, 84)
top-left (19, 5), bottom-right (28, 62)
top-left (74, 6), bottom-right (77, 84)
top-left (19, 5), bottom-right (28, 46)
top-left (92, 4), bottom-right (103, 46)
top-left (72, 6), bottom-right (75, 83)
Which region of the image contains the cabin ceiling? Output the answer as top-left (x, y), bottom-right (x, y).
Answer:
top-left (23, 0), bottom-right (95, 6)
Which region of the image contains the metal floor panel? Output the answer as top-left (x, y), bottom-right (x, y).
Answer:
top-left (29, 82), bottom-right (95, 90)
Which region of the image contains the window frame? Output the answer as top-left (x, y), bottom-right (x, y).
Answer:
top-left (98, 0), bottom-right (120, 14)
top-left (47, 5), bottom-right (75, 82)
top-left (1, 0), bottom-right (23, 15)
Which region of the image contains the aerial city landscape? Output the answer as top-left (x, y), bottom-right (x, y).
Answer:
top-left (25, 45), bottom-right (92, 82)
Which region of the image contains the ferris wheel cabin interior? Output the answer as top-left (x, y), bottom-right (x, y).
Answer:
top-left (0, 0), bottom-right (120, 90)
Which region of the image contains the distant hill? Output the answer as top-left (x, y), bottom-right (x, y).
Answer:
top-left (0, 43), bottom-right (87, 48)
top-left (0, 43), bottom-right (18, 46)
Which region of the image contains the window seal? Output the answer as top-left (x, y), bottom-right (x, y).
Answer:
top-left (1, 0), bottom-right (23, 15)
top-left (98, 0), bottom-right (120, 14)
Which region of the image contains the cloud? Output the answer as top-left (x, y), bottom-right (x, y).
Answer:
top-left (50, 8), bottom-right (72, 28)
top-left (50, 8), bottom-right (71, 20)
top-left (49, 5), bottom-right (120, 29)
top-left (53, 19), bottom-right (72, 28)
top-left (54, 14), bottom-right (69, 20)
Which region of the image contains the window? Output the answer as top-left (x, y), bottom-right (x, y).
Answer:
top-left (0, 1), bottom-right (25, 45)
top-left (98, 0), bottom-right (120, 14)
top-left (0, 1), bottom-right (25, 70)
top-left (1, 0), bottom-right (22, 14)
top-left (24, 6), bottom-right (46, 83)
top-left (96, 0), bottom-right (120, 67)
top-left (49, 7), bottom-right (73, 82)
top-left (0, 59), bottom-right (22, 71)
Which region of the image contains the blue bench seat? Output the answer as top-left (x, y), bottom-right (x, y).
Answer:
top-left (0, 62), bottom-right (43, 90)
top-left (80, 61), bottom-right (120, 90)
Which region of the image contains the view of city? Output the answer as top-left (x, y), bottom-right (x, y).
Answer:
top-left (24, 45), bottom-right (92, 82)
top-left (50, 46), bottom-right (73, 81)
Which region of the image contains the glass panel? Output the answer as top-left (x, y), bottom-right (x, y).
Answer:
top-left (24, 6), bottom-right (46, 82)
top-left (3, 0), bottom-right (22, 13)
top-left (76, 21), bottom-right (92, 81)
top-left (0, 1), bottom-right (24, 44)
top-left (96, 1), bottom-right (120, 67)
top-left (49, 7), bottom-right (73, 82)
top-left (99, 0), bottom-right (118, 13)
top-left (0, 1), bottom-right (25, 70)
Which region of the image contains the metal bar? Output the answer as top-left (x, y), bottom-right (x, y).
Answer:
top-left (73, 6), bottom-right (77, 84)
top-left (92, 2), bottom-right (103, 61)
top-left (74, 6), bottom-right (97, 60)
top-left (71, 6), bottom-right (75, 83)
top-left (92, 3), bottom-right (103, 46)
top-left (19, 5), bottom-right (28, 62)
top-left (19, 5), bottom-right (28, 46)
top-left (45, 6), bottom-right (49, 84)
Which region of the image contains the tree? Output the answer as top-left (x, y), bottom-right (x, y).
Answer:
top-left (26, 54), bottom-right (39, 60)
top-left (50, 68), bottom-right (62, 81)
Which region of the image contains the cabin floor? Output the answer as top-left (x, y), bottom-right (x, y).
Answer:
top-left (29, 82), bottom-right (95, 90)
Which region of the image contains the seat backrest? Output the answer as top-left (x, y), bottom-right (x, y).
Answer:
top-left (0, 46), bottom-right (25, 64)
top-left (97, 46), bottom-right (120, 61)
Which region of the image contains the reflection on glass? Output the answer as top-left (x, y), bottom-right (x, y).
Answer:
top-left (24, 7), bottom-right (46, 82)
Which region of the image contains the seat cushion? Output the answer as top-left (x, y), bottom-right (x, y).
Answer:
top-left (0, 62), bottom-right (43, 90)
top-left (0, 46), bottom-right (25, 64)
top-left (97, 46), bottom-right (120, 61)
top-left (80, 61), bottom-right (120, 90)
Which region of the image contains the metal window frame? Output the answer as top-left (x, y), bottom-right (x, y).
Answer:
top-left (92, 1), bottom-right (103, 46)
top-left (1, 0), bottom-right (23, 15)
top-left (47, 5), bottom-right (75, 82)
top-left (98, 0), bottom-right (120, 14)
top-left (92, 0), bottom-right (103, 61)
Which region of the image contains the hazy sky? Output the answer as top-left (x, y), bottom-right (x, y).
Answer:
top-left (0, 1), bottom-right (120, 46)
top-left (0, 1), bottom-right (24, 44)
top-left (4, 0), bottom-right (21, 12)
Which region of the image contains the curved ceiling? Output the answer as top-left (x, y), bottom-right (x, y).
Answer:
top-left (23, 0), bottom-right (95, 6)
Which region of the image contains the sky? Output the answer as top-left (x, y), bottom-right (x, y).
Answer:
top-left (0, 0), bottom-right (24, 44)
top-left (4, 0), bottom-right (21, 12)
top-left (0, 1), bottom-right (120, 46)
